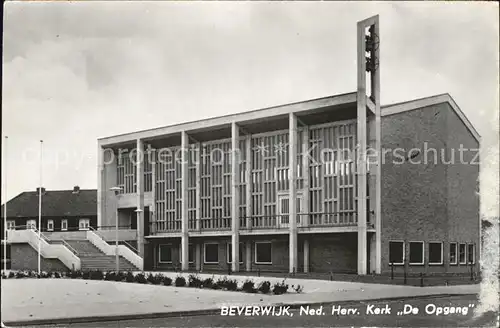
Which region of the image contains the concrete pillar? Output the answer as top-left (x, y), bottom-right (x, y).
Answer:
top-left (373, 20), bottom-right (382, 275)
top-left (150, 148), bottom-right (156, 235)
top-left (136, 139), bottom-right (145, 259)
top-left (245, 240), bottom-right (251, 272)
top-left (356, 20), bottom-right (368, 275)
top-left (181, 131), bottom-right (189, 271)
top-left (289, 113), bottom-right (298, 274)
top-left (195, 143), bottom-right (201, 231)
top-left (304, 238), bottom-right (309, 273)
top-left (302, 127), bottom-right (310, 227)
top-left (245, 135), bottom-right (252, 230)
top-left (231, 122), bottom-right (240, 272)
top-left (97, 145), bottom-right (104, 228)
top-left (100, 147), bottom-right (118, 229)
top-left (195, 242), bottom-right (201, 271)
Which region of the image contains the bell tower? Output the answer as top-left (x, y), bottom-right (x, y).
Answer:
top-left (356, 15), bottom-right (381, 275)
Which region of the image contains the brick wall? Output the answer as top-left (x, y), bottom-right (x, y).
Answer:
top-left (380, 103), bottom-right (480, 274)
top-left (10, 244), bottom-right (68, 272)
top-left (309, 233), bottom-right (357, 273)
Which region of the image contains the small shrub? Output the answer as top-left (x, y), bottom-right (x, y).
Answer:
top-left (292, 284), bottom-right (304, 293)
top-left (242, 280), bottom-right (257, 293)
top-left (8, 271), bottom-right (15, 278)
top-left (54, 272), bottom-right (61, 279)
top-left (135, 272), bottom-right (147, 284)
top-left (115, 271), bottom-right (125, 282)
top-left (145, 273), bottom-right (163, 285)
top-left (162, 276), bottom-right (172, 286)
top-left (146, 273), bottom-right (155, 284)
top-left (215, 277), bottom-right (228, 289)
top-left (202, 277), bottom-right (214, 289)
top-left (225, 279), bottom-right (239, 291)
top-left (272, 280), bottom-right (289, 295)
top-left (105, 272), bottom-right (116, 281)
top-left (16, 271), bottom-right (26, 279)
top-left (125, 271), bottom-right (135, 283)
top-left (258, 281), bottom-right (271, 294)
top-left (188, 274), bottom-right (203, 288)
top-left (82, 271), bottom-right (90, 280)
top-left (70, 270), bottom-right (82, 279)
top-left (1, 272), bottom-right (6, 279)
top-left (175, 276), bottom-right (186, 287)
top-left (90, 270), bottom-right (104, 280)
top-left (153, 273), bottom-right (164, 285)
top-left (47, 271), bottom-right (54, 278)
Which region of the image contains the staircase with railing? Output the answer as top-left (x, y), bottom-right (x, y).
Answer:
top-left (7, 226), bottom-right (81, 270)
top-left (86, 227), bottom-right (143, 270)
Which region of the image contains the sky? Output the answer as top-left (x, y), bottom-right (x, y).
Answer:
top-left (2, 1), bottom-right (499, 205)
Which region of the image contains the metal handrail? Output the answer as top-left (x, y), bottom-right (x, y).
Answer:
top-left (30, 226), bottom-right (79, 256)
top-left (88, 226), bottom-right (107, 240)
top-left (88, 226), bottom-right (138, 254)
top-left (59, 240), bottom-right (79, 256)
top-left (7, 225), bottom-right (79, 256)
top-left (121, 240), bottom-right (139, 254)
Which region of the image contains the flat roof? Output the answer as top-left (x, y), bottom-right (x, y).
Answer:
top-left (98, 91), bottom-right (480, 146)
top-left (98, 91), bottom-right (357, 146)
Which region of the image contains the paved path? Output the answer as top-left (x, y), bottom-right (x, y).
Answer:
top-left (19, 295), bottom-right (497, 328)
top-left (1, 274), bottom-right (479, 325)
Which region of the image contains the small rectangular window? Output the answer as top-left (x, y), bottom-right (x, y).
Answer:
top-left (6, 221), bottom-right (15, 230)
top-left (389, 241), bottom-right (404, 265)
top-left (158, 244), bottom-right (172, 263)
top-left (204, 243), bottom-right (219, 264)
top-left (450, 243), bottom-right (457, 265)
top-left (27, 220), bottom-right (36, 230)
top-left (47, 220), bottom-right (54, 232)
top-left (409, 241), bottom-right (424, 265)
top-left (459, 243), bottom-right (466, 264)
top-left (79, 219), bottom-right (90, 231)
top-left (255, 242), bottom-right (272, 264)
top-left (428, 242), bottom-right (443, 265)
top-left (61, 219), bottom-right (68, 231)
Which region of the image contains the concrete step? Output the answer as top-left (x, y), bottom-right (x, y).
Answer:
top-left (65, 240), bottom-right (104, 255)
top-left (80, 255), bottom-right (138, 271)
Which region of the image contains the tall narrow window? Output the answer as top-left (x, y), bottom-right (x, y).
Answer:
top-left (389, 241), bottom-right (404, 265)
top-left (459, 243), bottom-right (466, 264)
top-left (449, 243), bottom-right (457, 265)
top-left (467, 244), bottom-right (475, 264)
top-left (428, 242), bottom-right (443, 265)
top-left (409, 241), bottom-right (424, 265)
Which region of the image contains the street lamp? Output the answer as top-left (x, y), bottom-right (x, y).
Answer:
top-left (110, 186), bottom-right (122, 272)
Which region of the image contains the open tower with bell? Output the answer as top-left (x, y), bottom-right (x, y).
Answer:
top-left (356, 15), bottom-right (382, 275)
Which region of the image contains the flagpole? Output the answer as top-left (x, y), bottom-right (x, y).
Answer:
top-left (38, 140), bottom-right (43, 275)
top-left (3, 136), bottom-right (8, 273)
